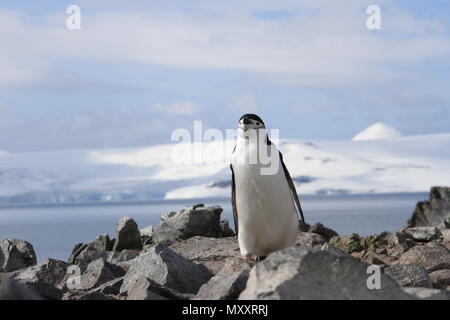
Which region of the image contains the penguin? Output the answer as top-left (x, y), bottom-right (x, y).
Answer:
top-left (230, 114), bottom-right (305, 261)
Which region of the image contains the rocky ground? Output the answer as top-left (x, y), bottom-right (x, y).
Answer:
top-left (1, 187), bottom-right (450, 300)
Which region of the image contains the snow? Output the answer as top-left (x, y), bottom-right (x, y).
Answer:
top-left (0, 132), bottom-right (449, 205)
top-left (353, 123), bottom-right (402, 141)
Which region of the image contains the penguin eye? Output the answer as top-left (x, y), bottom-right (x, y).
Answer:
top-left (256, 122), bottom-right (260, 126)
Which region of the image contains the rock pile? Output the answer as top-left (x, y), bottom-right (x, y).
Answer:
top-left (1, 188), bottom-right (449, 300)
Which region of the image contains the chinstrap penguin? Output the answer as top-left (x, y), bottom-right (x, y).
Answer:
top-left (230, 114), bottom-right (305, 261)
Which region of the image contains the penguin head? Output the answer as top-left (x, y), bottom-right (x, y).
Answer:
top-left (239, 114), bottom-right (265, 131)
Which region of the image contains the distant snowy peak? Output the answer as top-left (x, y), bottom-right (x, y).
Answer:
top-left (353, 123), bottom-right (402, 141)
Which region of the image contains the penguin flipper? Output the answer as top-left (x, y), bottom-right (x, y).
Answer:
top-left (279, 151), bottom-right (305, 222)
top-left (230, 163), bottom-right (239, 235)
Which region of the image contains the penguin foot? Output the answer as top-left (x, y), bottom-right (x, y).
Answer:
top-left (244, 254), bottom-right (256, 261)
top-left (256, 256), bottom-right (267, 262)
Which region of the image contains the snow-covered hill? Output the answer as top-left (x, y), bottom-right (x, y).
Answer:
top-left (353, 123), bottom-right (402, 141)
top-left (1, 130), bottom-right (449, 205)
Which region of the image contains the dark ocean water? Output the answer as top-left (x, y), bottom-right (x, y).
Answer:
top-left (0, 193), bottom-right (428, 262)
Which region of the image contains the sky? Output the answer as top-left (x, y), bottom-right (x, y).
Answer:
top-left (0, 0), bottom-right (450, 152)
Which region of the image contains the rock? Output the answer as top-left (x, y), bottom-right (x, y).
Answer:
top-left (408, 187), bottom-right (450, 227)
top-left (140, 226), bottom-right (154, 246)
top-left (352, 251), bottom-right (396, 266)
top-left (126, 276), bottom-right (193, 300)
top-left (217, 258), bottom-right (254, 274)
top-left (92, 277), bottom-right (124, 295)
top-left (120, 244), bottom-right (213, 294)
top-left (403, 227), bottom-right (441, 242)
top-left (295, 232), bottom-right (326, 247)
top-left (63, 290), bottom-right (114, 300)
top-left (298, 220), bottom-right (311, 232)
top-left (8, 258), bottom-right (67, 299)
top-left (140, 226), bottom-right (154, 237)
top-left (387, 232), bottom-right (416, 257)
top-left (429, 269), bottom-right (450, 289)
top-left (308, 223), bottom-right (339, 241)
top-left (151, 223), bottom-right (183, 245)
top-left (442, 229), bottom-right (450, 242)
top-left (126, 277), bottom-right (168, 300)
top-left (393, 243), bottom-right (450, 271)
top-left (384, 264), bottom-right (432, 288)
top-left (194, 261), bottom-right (250, 300)
top-left (329, 233), bottom-right (362, 253)
top-left (170, 236), bottom-right (240, 274)
top-left (79, 259), bottom-right (125, 290)
top-left (193, 257), bottom-right (252, 300)
top-left (320, 243), bottom-right (350, 257)
top-left (152, 205), bottom-right (232, 245)
top-left (69, 248), bottom-right (110, 272)
top-left (402, 287), bottom-right (449, 300)
top-left (219, 220), bottom-right (235, 237)
top-left (0, 239), bottom-right (37, 272)
top-left (239, 246), bottom-right (412, 300)
top-left (113, 216), bottom-right (142, 252)
top-left (68, 234), bottom-right (117, 271)
top-left (107, 250), bottom-right (140, 265)
top-left (0, 279), bottom-right (41, 300)
top-left (360, 232), bottom-right (390, 252)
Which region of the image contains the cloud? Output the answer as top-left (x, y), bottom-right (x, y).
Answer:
top-left (0, 106), bottom-right (178, 152)
top-left (1, 2), bottom-right (449, 87)
top-left (152, 101), bottom-right (199, 115)
top-left (228, 92), bottom-right (257, 112)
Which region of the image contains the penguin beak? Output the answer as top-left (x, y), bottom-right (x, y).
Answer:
top-left (239, 121), bottom-right (251, 131)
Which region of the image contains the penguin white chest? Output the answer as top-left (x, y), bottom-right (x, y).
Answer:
top-left (231, 142), bottom-right (299, 257)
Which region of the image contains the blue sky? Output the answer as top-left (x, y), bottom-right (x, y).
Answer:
top-left (0, 0), bottom-right (450, 152)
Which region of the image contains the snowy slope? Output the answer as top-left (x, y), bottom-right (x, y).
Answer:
top-left (353, 123), bottom-right (402, 141)
top-left (0, 131), bottom-right (449, 205)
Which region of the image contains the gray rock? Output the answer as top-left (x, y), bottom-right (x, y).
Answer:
top-left (296, 232), bottom-right (326, 247)
top-left (404, 227), bottom-right (441, 242)
top-left (120, 244), bottom-right (213, 294)
top-left (442, 229), bottom-right (450, 242)
top-left (140, 225), bottom-right (154, 237)
top-left (320, 243), bottom-right (350, 257)
top-left (169, 236), bottom-right (240, 274)
top-left (219, 220), bottom-right (235, 237)
top-left (113, 216), bottom-right (142, 252)
top-left (70, 248), bottom-right (111, 272)
top-left (239, 246), bottom-right (412, 300)
top-left (152, 205), bottom-right (231, 245)
top-left (190, 256), bottom-right (255, 300)
top-left (0, 279), bottom-right (41, 300)
top-left (0, 239), bottom-right (37, 272)
top-left (63, 290), bottom-right (115, 300)
top-left (194, 265), bottom-right (250, 300)
top-left (8, 258), bottom-right (67, 300)
top-left (79, 259), bottom-right (125, 290)
top-left (68, 234), bottom-right (116, 270)
top-left (429, 269), bottom-right (450, 289)
top-left (402, 287), bottom-right (449, 300)
top-left (408, 187), bottom-right (450, 228)
top-left (387, 232), bottom-right (416, 257)
top-left (329, 233), bottom-right (362, 253)
top-left (393, 243), bottom-right (450, 271)
top-left (298, 220), bottom-right (311, 232)
top-left (126, 276), bottom-right (193, 300)
top-left (92, 277), bottom-right (124, 295)
top-left (151, 222), bottom-right (183, 245)
top-left (107, 250), bottom-right (140, 265)
top-left (308, 223), bottom-right (339, 241)
top-left (127, 277), bottom-right (168, 300)
top-left (384, 264), bottom-right (432, 288)
top-left (12, 258), bottom-right (68, 286)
